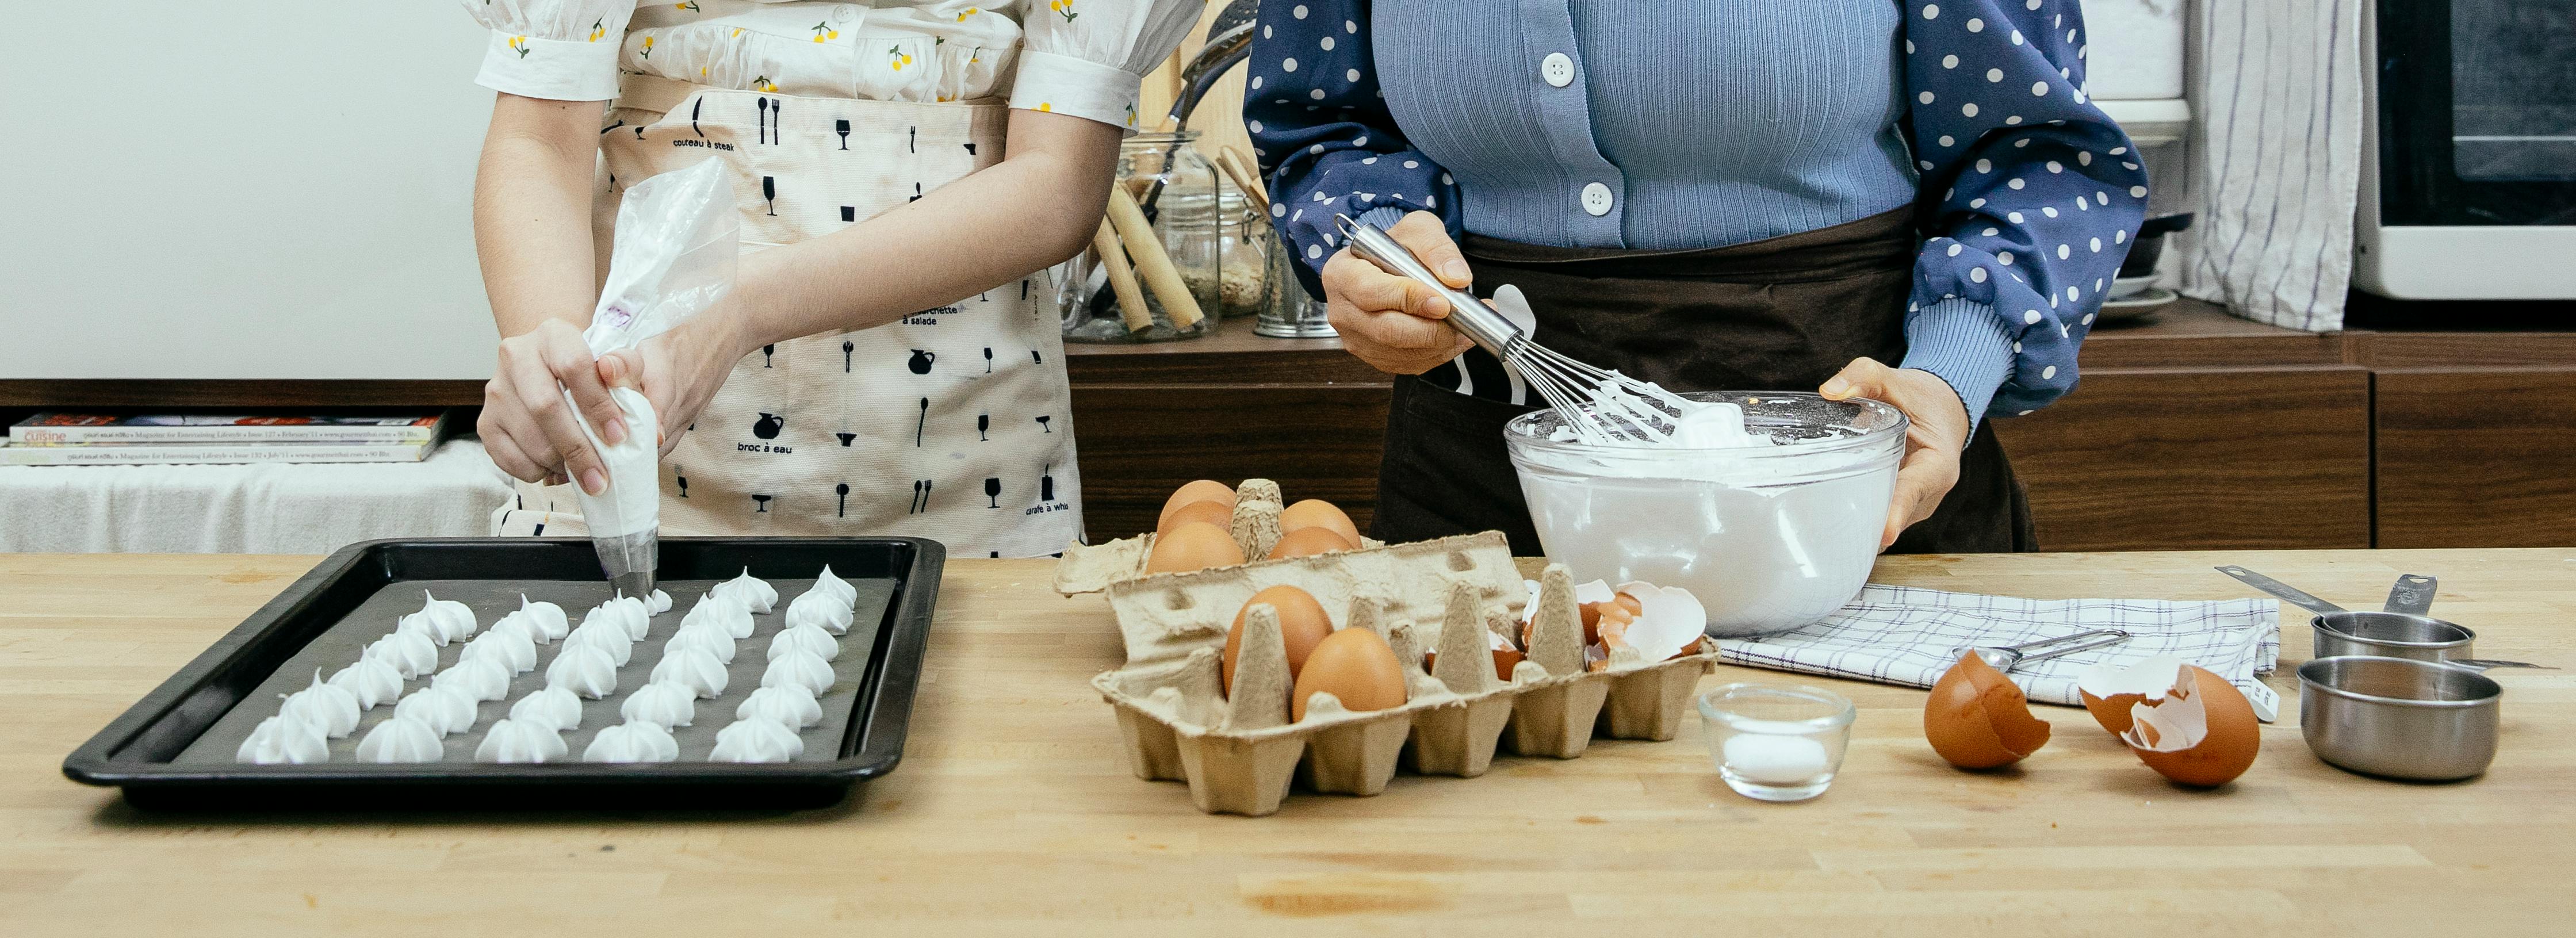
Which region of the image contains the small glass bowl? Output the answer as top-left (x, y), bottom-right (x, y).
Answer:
top-left (1697, 683), bottom-right (1855, 802)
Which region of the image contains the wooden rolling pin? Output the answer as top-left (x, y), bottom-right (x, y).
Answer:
top-left (1092, 221), bottom-right (1155, 334)
top-left (1103, 187), bottom-right (1207, 330)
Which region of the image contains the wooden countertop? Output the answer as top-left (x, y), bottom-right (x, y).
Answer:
top-left (5, 549), bottom-right (2573, 933)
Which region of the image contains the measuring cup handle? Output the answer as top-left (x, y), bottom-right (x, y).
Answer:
top-left (2214, 566), bottom-right (2347, 615)
top-left (2012, 631), bottom-right (2134, 667)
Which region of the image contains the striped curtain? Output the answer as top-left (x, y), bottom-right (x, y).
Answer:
top-left (2170, 0), bottom-right (2366, 332)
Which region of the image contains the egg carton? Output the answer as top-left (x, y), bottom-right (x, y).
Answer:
top-left (1091, 549), bottom-right (1715, 816)
top-left (1052, 479), bottom-right (1384, 594)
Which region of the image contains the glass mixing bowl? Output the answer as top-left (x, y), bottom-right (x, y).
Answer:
top-left (1503, 392), bottom-right (1904, 637)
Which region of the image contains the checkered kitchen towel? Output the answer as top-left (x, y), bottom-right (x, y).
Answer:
top-left (1718, 586), bottom-right (2281, 719)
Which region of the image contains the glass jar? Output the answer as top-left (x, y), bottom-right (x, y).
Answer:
top-left (1218, 178), bottom-right (1339, 338)
top-left (1059, 132), bottom-right (1220, 343)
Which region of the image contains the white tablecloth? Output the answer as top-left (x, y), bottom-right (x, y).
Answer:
top-left (0, 438), bottom-right (514, 554)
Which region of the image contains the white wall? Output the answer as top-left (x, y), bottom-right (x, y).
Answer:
top-left (1, 2), bottom-right (502, 380)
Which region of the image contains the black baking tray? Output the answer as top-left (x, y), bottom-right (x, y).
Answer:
top-left (62, 537), bottom-right (943, 811)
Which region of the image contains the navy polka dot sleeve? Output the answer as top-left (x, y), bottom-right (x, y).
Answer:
top-left (1248, 0), bottom-right (2145, 422)
top-left (1902, 0), bottom-right (2145, 418)
top-left (1242, 3), bottom-right (1459, 304)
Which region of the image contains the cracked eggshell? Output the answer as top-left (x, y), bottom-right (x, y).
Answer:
top-left (2119, 664), bottom-right (2260, 787)
top-left (1924, 650), bottom-right (2052, 769)
top-left (2076, 654), bottom-right (2188, 736)
top-left (1603, 581), bottom-right (1706, 664)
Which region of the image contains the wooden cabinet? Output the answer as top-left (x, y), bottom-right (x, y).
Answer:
top-left (2374, 368), bottom-right (2576, 548)
top-left (1992, 366), bottom-right (2373, 550)
top-left (7, 302), bottom-right (2567, 553)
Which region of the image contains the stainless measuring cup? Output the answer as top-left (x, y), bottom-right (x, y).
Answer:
top-left (2214, 566), bottom-right (2547, 671)
top-left (2298, 656), bottom-right (2501, 782)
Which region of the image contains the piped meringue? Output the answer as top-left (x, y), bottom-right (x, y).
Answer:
top-left (583, 721), bottom-right (680, 763)
top-left (363, 630), bottom-right (439, 679)
top-left (646, 589), bottom-right (673, 615)
top-left (507, 685), bottom-right (585, 732)
top-left (394, 685), bottom-right (479, 736)
top-left (620, 680), bottom-right (698, 729)
top-left (328, 658), bottom-right (404, 709)
top-left (813, 564), bottom-right (859, 609)
top-left (460, 625), bottom-right (537, 674)
top-left (784, 590), bottom-right (855, 635)
top-left (400, 590), bottom-right (479, 644)
top-left (565, 618), bottom-right (634, 667)
top-left (281, 668), bottom-right (362, 738)
top-left (585, 600), bottom-right (649, 646)
top-left (767, 623), bottom-right (841, 663)
top-left (545, 644), bottom-right (619, 699)
top-left (735, 684), bottom-right (823, 729)
top-left (664, 622), bottom-right (737, 664)
top-left (761, 648), bottom-right (835, 696)
top-left (713, 568), bottom-right (778, 614)
top-left (236, 713), bottom-right (330, 764)
top-left (511, 595), bottom-right (571, 642)
top-left (474, 717), bottom-right (567, 763)
top-left (682, 594), bottom-right (756, 640)
top-left (355, 715), bottom-right (444, 763)
top-left (650, 646), bottom-right (729, 699)
top-left (711, 717), bottom-right (805, 763)
top-left (432, 655), bottom-right (512, 702)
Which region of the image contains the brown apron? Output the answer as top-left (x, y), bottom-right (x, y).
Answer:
top-left (1371, 207), bottom-right (2036, 555)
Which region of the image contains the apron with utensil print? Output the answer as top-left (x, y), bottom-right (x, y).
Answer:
top-left (497, 75), bottom-right (1081, 558)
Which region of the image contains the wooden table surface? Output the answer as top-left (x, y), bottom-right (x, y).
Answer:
top-left (4, 549), bottom-right (2571, 936)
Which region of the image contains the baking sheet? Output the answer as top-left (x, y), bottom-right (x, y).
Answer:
top-left (177, 577), bottom-right (891, 765)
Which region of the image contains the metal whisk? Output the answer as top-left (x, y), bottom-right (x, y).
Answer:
top-left (1337, 215), bottom-right (1697, 445)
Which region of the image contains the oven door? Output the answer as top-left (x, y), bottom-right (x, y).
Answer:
top-left (2374, 0), bottom-right (2576, 227)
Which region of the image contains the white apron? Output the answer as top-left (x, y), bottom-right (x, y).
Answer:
top-left (498, 75), bottom-right (1082, 558)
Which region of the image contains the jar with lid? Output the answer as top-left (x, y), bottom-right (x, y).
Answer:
top-left (1058, 131), bottom-right (1220, 343)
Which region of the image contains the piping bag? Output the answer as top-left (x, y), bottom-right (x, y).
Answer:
top-left (569, 158), bottom-right (740, 600)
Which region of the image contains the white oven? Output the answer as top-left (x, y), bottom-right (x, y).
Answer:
top-left (2355, 0), bottom-right (2576, 300)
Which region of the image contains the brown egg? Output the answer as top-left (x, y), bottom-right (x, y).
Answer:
top-left (1266, 526), bottom-right (1356, 560)
top-left (1923, 650), bottom-right (2053, 769)
top-left (1291, 627), bottom-right (1409, 721)
top-left (1157, 499), bottom-right (1235, 537)
top-left (1277, 499), bottom-right (1361, 547)
top-left (1158, 480), bottom-right (1237, 526)
top-left (2122, 665), bottom-right (2260, 787)
top-left (1575, 594), bottom-right (1641, 647)
top-left (1222, 585), bottom-right (1333, 694)
top-left (1143, 522), bottom-right (1245, 574)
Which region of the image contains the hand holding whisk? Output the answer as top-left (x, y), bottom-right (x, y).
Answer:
top-left (1335, 215), bottom-right (1698, 445)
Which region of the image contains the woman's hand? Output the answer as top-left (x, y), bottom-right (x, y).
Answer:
top-left (1819, 358), bottom-right (1972, 550)
top-left (479, 319), bottom-right (627, 493)
top-left (1320, 211), bottom-right (1476, 374)
top-left (596, 298), bottom-right (756, 460)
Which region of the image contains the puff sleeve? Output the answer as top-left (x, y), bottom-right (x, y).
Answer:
top-left (461, 0), bottom-right (634, 102)
top-left (1013, 0), bottom-right (1205, 129)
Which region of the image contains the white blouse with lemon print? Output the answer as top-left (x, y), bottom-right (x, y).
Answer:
top-left (465, 0), bottom-right (1200, 128)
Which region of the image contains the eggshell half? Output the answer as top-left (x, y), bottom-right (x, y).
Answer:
top-left (1277, 499), bottom-right (1362, 547)
top-left (1292, 627), bottom-right (1409, 722)
top-left (1145, 522), bottom-right (1245, 574)
top-left (2119, 664), bottom-right (2260, 787)
top-left (1923, 650), bottom-right (2052, 769)
top-left (1158, 480), bottom-right (1238, 525)
top-left (2075, 654), bottom-right (2188, 736)
top-left (1223, 586), bottom-right (1333, 694)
